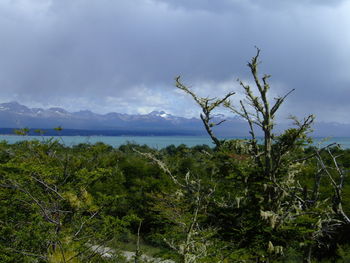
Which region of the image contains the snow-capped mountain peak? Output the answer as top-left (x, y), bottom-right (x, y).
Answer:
top-left (148, 110), bottom-right (172, 118)
top-left (48, 107), bottom-right (69, 114)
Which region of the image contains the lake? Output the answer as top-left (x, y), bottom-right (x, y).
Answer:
top-left (0, 135), bottom-right (350, 149)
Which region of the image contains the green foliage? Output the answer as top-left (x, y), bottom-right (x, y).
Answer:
top-left (170, 49), bottom-right (350, 262)
top-left (2, 51), bottom-right (350, 262)
top-left (0, 140), bottom-right (164, 262)
top-left (14, 127), bottom-right (30, 136)
top-left (0, 138), bottom-right (349, 262)
top-left (337, 244), bottom-right (350, 262)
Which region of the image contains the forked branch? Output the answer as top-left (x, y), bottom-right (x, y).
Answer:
top-left (175, 76), bottom-right (235, 147)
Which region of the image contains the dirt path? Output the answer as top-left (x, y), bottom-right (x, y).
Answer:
top-left (90, 244), bottom-right (175, 262)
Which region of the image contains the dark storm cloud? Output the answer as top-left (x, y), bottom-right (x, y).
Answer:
top-left (0, 0), bottom-right (349, 122)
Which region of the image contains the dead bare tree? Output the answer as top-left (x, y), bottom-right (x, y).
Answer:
top-left (316, 146), bottom-right (350, 223)
top-left (297, 144), bottom-right (349, 263)
top-left (175, 49), bottom-right (325, 262)
top-left (175, 76), bottom-right (235, 148)
top-left (223, 48), bottom-right (314, 181)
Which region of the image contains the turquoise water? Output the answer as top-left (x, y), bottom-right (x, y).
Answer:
top-left (0, 135), bottom-right (349, 149)
top-left (0, 135), bottom-right (215, 149)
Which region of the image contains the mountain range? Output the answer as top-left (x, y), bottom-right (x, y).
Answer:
top-left (0, 101), bottom-right (349, 137)
top-left (0, 101), bottom-right (248, 136)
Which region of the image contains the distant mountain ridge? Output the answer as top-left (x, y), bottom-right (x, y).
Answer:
top-left (0, 101), bottom-right (248, 136)
top-left (0, 101), bottom-right (349, 137)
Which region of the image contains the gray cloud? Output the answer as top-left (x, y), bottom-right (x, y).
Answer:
top-left (0, 0), bottom-right (349, 123)
top-left (155, 0), bottom-right (346, 13)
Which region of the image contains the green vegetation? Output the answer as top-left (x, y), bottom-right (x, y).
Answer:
top-left (1, 50), bottom-right (350, 262)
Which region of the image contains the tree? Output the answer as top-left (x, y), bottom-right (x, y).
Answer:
top-left (174, 48), bottom-right (350, 262)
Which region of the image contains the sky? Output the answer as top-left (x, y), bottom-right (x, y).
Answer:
top-left (0, 0), bottom-right (350, 123)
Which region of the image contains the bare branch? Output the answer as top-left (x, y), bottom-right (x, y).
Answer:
top-left (212, 119), bottom-right (226, 127)
top-left (9, 180), bottom-right (60, 225)
top-left (315, 149), bottom-right (350, 224)
top-left (29, 173), bottom-right (65, 200)
top-left (74, 210), bottom-right (99, 238)
top-left (248, 47), bottom-right (264, 95)
top-left (175, 76), bottom-right (235, 147)
top-left (293, 143), bottom-right (337, 163)
top-left (224, 100), bottom-right (262, 128)
top-left (133, 148), bottom-right (185, 188)
top-left (271, 89), bottom-right (295, 116)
